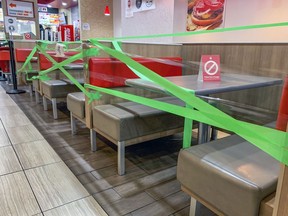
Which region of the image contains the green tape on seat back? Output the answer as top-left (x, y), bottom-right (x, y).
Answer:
top-left (86, 38), bottom-right (288, 165)
top-left (15, 24), bottom-right (288, 165)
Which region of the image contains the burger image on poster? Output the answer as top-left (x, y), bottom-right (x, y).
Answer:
top-left (187, 0), bottom-right (225, 31)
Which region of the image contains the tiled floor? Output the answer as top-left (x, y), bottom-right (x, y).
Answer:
top-left (0, 85), bottom-right (107, 216)
top-left (1, 83), bottom-right (221, 216)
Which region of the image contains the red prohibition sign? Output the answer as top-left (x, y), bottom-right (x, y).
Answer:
top-left (204, 60), bottom-right (218, 76)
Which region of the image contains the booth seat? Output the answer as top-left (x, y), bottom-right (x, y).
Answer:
top-left (15, 48), bottom-right (37, 62)
top-left (37, 51), bottom-right (84, 119)
top-left (0, 47), bottom-right (10, 77)
top-left (15, 48), bottom-right (39, 96)
top-left (67, 57), bottom-right (186, 175)
top-left (177, 126), bottom-right (279, 216)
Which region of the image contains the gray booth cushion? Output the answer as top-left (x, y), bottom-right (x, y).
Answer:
top-left (177, 135), bottom-right (279, 216)
top-left (67, 92), bottom-right (85, 119)
top-left (41, 80), bottom-right (79, 98)
top-left (93, 97), bottom-right (185, 142)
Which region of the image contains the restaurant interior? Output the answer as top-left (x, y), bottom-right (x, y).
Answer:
top-left (0, 0), bottom-right (287, 215)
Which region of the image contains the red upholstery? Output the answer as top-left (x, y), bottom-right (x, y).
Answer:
top-left (15, 49), bottom-right (37, 62)
top-left (89, 57), bottom-right (182, 88)
top-left (39, 52), bottom-right (59, 70)
top-left (276, 76), bottom-right (288, 131)
top-left (59, 52), bottom-right (83, 64)
top-left (39, 51), bottom-right (83, 70)
top-left (0, 47), bottom-right (10, 73)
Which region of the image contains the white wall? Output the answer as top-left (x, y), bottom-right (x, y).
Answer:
top-left (114, 0), bottom-right (288, 44)
top-left (174, 0), bottom-right (288, 43)
top-left (114, 0), bottom-right (175, 43)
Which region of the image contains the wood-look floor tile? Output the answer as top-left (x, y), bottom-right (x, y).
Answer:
top-left (137, 155), bottom-right (177, 174)
top-left (0, 127), bottom-right (11, 147)
top-left (1, 113), bottom-right (31, 127)
top-left (6, 124), bottom-right (44, 144)
top-left (173, 206), bottom-right (190, 216)
top-left (102, 192), bottom-right (155, 216)
top-left (130, 199), bottom-right (175, 216)
top-left (84, 178), bottom-right (112, 194)
top-left (0, 146), bottom-right (22, 175)
top-left (43, 196), bottom-right (107, 216)
top-left (130, 191), bottom-right (190, 216)
top-left (162, 191), bottom-right (190, 212)
top-left (114, 166), bottom-right (176, 197)
top-left (77, 172), bottom-right (97, 185)
top-left (0, 171), bottom-right (41, 215)
top-left (14, 139), bottom-right (62, 169)
top-left (93, 189), bottom-right (122, 206)
top-left (25, 162), bottom-right (89, 211)
top-left (145, 179), bottom-right (182, 200)
top-left (92, 165), bottom-right (147, 188)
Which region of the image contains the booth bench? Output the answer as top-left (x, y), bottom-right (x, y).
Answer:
top-left (15, 48), bottom-right (38, 96)
top-left (67, 57), bottom-right (186, 175)
top-left (0, 47), bottom-right (11, 82)
top-left (177, 124), bottom-right (279, 216)
top-left (36, 52), bottom-right (84, 119)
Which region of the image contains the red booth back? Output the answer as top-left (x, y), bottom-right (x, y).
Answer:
top-left (89, 57), bottom-right (182, 88)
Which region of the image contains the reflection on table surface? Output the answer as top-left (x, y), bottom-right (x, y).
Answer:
top-left (126, 73), bottom-right (283, 95)
top-left (126, 73), bottom-right (283, 146)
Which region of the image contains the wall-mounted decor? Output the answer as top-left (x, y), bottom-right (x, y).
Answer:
top-left (186, 0), bottom-right (225, 31)
top-left (125, 0), bottom-right (156, 18)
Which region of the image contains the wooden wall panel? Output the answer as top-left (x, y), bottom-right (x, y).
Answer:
top-left (181, 44), bottom-right (287, 114)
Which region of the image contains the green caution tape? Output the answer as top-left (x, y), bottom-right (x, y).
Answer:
top-left (86, 39), bottom-right (288, 165)
top-left (15, 22), bottom-right (288, 165)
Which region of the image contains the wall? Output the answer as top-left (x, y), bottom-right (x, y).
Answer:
top-left (181, 43), bottom-right (287, 113)
top-left (113, 0), bottom-right (288, 43)
top-left (113, 0), bottom-right (175, 43)
top-left (174, 0), bottom-right (288, 43)
top-left (79, 0), bottom-right (113, 39)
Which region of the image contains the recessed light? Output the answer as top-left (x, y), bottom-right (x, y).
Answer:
top-left (62, 2), bottom-right (67, 6)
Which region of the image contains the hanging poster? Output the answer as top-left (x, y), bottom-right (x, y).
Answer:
top-left (126, 0), bottom-right (156, 17)
top-left (7, 0), bottom-right (34, 18)
top-left (186, 0), bottom-right (225, 31)
top-left (134, 0), bottom-right (156, 12)
top-left (125, 0), bottom-right (133, 18)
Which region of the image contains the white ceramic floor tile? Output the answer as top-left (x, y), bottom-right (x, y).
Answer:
top-left (26, 162), bottom-right (89, 211)
top-left (0, 127), bottom-right (11, 147)
top-left (1, 113), bottom-right (31, 128)
top-left (43, 196), bottom-right (107, 216)
top-left (6, 124), bottom-right (44, 144)
top-left (14, 139), bottom-right (62, 169)
top-left (0, 106), bottom-right (23, 117)
top-left (0, 146), bottom-right (22, 175)
top-left (0, 171), bottom-right (41, 215)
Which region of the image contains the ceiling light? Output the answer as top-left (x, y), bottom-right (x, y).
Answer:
top-left (62, 2), bottom-right (67, 6)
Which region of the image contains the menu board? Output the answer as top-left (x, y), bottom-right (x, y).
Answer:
top-left (39, 12), bottom-right (59, 26)
top-left (7, 0), bottom-right (34, 18)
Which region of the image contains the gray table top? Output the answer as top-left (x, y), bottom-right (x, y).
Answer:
top-left (125, 74), bottom-right (283, 95)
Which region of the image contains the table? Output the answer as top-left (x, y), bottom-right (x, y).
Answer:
top-left (126, 73), bottom-right (282, 96)
top-left (126, 73), bottom-right (283, 145)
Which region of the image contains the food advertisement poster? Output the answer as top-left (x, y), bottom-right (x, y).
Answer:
top-left (187, 0), bottom-right (225, 31)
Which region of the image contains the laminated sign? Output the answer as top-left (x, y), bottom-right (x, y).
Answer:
top-left (198, 55), bottom-right (221, 82)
